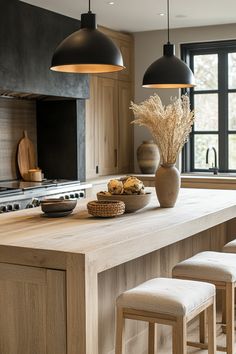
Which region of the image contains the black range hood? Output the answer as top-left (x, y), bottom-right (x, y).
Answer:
top-left (0, 0), bottom-right (89, 99)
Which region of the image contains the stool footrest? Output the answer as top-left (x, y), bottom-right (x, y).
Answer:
top-left (221, 323), bottom-right (236, 331)
top-left (187, 341), bottom-right (226, 352)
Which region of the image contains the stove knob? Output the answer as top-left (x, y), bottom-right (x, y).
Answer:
top-left (79, 191), bottom-right (85, 198)
top-left (65, 195), bottom-right (70, 199)
top-left (13, 204), bottom-right (20, 210)
top-left (70, 194), bottom-right (75, 199)
top-left (26, 203), bottom-right (33, 208)
top-left (32, 199), bottom-right (40, 207)
top-left (7, 205), bottom-right (13, 211)
top-left (74, 193), bottom-right (79, 198)
top-left (0, 206), bottom-right (7, 213)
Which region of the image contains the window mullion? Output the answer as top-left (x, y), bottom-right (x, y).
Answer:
top-left (218, 52), bottom-right (228, 172)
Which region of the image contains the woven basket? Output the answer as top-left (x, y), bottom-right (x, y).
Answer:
top-left (87, 200), bottom-right (125, 217)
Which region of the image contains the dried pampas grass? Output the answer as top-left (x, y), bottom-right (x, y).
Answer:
top-left (130, 94), bottom-right (194, 165)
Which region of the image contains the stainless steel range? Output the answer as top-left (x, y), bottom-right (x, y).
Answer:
top-left (0, 179), bottom-right (92, 213)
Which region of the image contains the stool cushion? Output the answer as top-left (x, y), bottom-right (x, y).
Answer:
top-left (223, 239), bottom-right (236, 253)
top-left (172, 251), bottom-right (236, 283)
top-left (116, 277), bottom-right (215, 316)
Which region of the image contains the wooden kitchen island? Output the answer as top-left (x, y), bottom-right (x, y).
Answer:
top-left (0, 188), bottom-right (236, 354)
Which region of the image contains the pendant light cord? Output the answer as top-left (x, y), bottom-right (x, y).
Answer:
top-left (88, 0), bottom-right (91, 13)
top-left (167, 0), bottom-right (170, 44)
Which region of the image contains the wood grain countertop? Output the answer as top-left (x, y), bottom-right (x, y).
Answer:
top-left (0, 188), bottom-right (236, 272)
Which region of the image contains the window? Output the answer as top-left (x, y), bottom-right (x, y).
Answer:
top-left (181, 40), bottom-right (236, 173)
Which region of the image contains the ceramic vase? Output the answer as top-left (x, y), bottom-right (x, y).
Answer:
top-left (137, 140), bottom-right (160, 174)
top-left (155, 163), bottom-right (180, 207)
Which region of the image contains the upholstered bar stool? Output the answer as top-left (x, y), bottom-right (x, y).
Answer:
top-left (222, 240), bottom-right (236, 332)
top-left (223, 239), bottom-right (236, 253)
top-left (115, 277), bottom-right (216, 354)
top-left (172, 251), bottom-right (236, 354)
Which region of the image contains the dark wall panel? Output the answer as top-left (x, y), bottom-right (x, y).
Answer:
top-left (37, 100), bottom-right (79, 180)
top-left (0, 0), bottom-right (89, 98)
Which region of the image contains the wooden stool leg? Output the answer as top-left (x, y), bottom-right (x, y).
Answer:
top-left (207, 299), bottom-right (216, 354)
top-left (226, 283), bottom-right (234, 354)
top-left (115, 307), bottom-right (125, 354)
top-left (222, 289), bottom-right (226, 325)
top-left (199, 310), bottom-right (207, 343)
top-left (148, 323), bottom-right (155, 354)
top-left (173, 317), bottom-right (187, 354)
top-left (222, 289), bottom-right (227, 334)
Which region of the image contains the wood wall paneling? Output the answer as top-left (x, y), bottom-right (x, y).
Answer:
top-left (0, 97), bottom-right (37, 181)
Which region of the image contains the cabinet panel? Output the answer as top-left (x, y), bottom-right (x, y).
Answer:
top-left (118, 38), bottom-right (134, 82)
top-left (118, 81), bottom-right (133, 172)
top-left (85, 27), bottom-right (134, 179)
top-left (98, 78), bottom-right (118, 175)
top-left (86, 76), bottom-right (99, 179)
top-left (95, 35), bottom-right (119, 81)
top-left (0, 263), bottom-right (66, 354)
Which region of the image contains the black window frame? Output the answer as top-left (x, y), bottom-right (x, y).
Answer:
top-left (181, 39), bottom-right (236, 173)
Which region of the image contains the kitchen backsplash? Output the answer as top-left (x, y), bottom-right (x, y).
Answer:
top-left (0, 97), bottom-right (37, 181)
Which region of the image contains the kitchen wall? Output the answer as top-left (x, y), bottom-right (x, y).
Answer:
top-left (134, 23), bottom-right (236, 171)
top-left (0, 97), bottom-right (37, 180)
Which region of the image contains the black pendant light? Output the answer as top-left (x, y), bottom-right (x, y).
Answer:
top-left (50, 0), bottom-right (124, 74)
top-left (142, 0), bottom-right (195, 88)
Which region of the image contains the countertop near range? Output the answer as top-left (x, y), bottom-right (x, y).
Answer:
top-left (0, 188), bottom-right (236, 272)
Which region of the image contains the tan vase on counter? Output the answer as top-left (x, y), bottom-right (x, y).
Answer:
top-left (137, 140), bottom-right (160, 174)
top-left (155, 163), bottom-right (180, 208)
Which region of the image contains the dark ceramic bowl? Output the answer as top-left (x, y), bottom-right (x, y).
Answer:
top-left (41, 199), bottom-right (77, 213)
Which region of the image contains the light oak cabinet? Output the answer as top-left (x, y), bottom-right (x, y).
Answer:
top-left (98, 77), bottom-right (118, 175)
top-left (118, 81), bottom-right (133, 173)
top-left (86, 77), bottom-right (119, 177)
top-left (86, 28), bottom-right (134, 179)
top-left (97, 26), bottom-right (133, 82)
top-left (0, 263), bottom-right (66, 354)
top-left (86, 76), bottom-right (99, 178)
top-left (118, 38), bottom-right (133, 82)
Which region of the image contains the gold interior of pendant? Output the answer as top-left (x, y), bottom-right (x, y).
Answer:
top-left (50, 64), bottom-right (125, 73)
top-left (143, 83), bottom-right (195, 88)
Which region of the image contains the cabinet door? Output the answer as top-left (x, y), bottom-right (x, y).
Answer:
top-left (0, 263), bottom-right (66, 354)
top-left (95, 35), bottom-right (119, 81)
top-left (118, 81), bottom-right (133, 173)
top-left (98, 77), bottom-right (118, 175)
top-left (86, 76), bottom-right (99, 179)
top-left (118, 38), bottom-right (134, 82)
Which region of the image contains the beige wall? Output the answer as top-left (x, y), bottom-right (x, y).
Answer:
top-left (133, 23), bottom-right (236, 172)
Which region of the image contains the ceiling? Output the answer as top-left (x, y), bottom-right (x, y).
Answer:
top-left (20, 0), bottom-right (236, 33)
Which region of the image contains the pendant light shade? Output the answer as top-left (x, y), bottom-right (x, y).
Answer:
top-left (142, 0), bottom-right (195, 88)
top-left (143, 43), bottom-right (195, 88)
top-left (51, 7), bottom-right (124, 74)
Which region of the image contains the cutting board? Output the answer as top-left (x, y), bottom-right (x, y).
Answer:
top-left (17, 130), bottom-right (36, 180)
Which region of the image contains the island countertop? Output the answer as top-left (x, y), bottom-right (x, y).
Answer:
top-left (1, 187), bottom-right (236, 354)
top-left (1, 188), bottom-right (236, 272)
